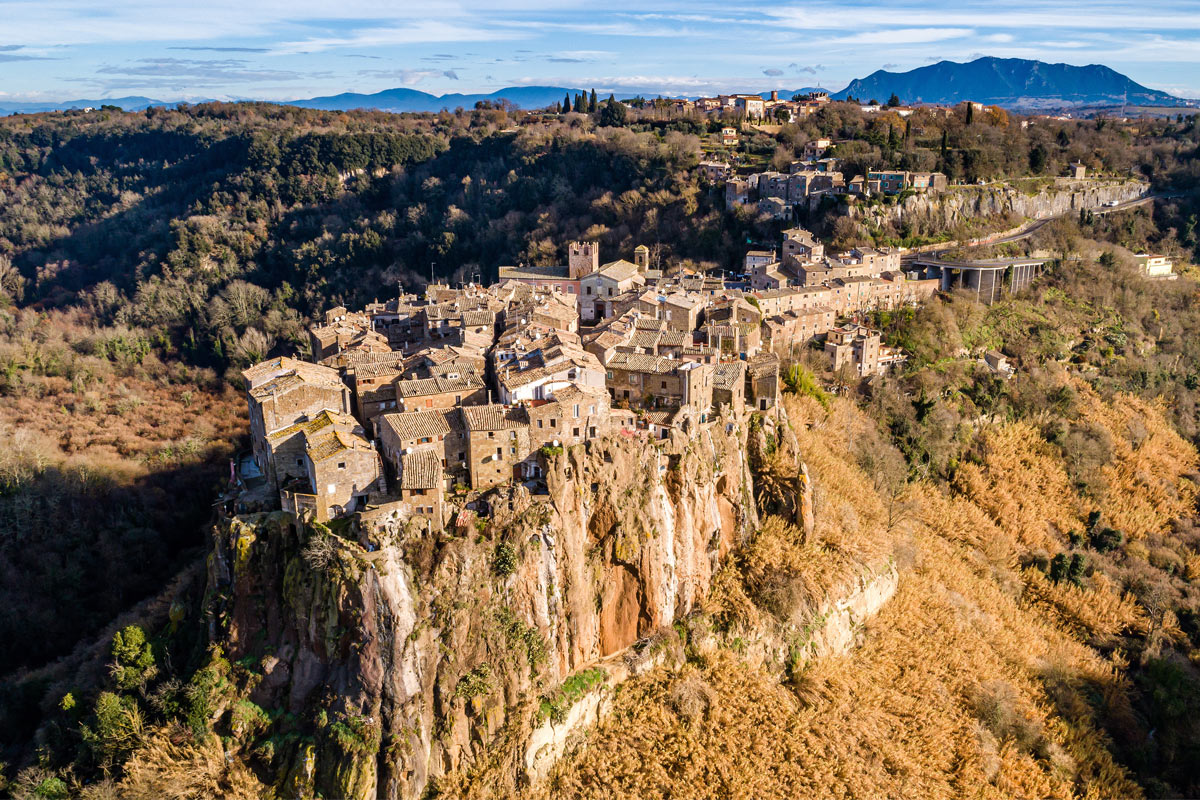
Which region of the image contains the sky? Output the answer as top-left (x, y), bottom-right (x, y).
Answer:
top-left (1, 0), bottom-right (1199, 103)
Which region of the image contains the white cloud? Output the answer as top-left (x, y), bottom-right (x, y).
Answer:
top-left (763, 3), bottom-right (1200, 31)
top-left (829, 27), bottom-right (974, 45)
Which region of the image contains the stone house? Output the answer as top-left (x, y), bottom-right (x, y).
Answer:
top-left (526, 384), bottom-right (612, 455)
top-left (712, 361), bottom-right (747, 416)
top-left (605, 353), bottom-right (714, 412)
top-left (242, 357), bottom-right (351, 485)
top-left (763, 307), bottom-right (836, 355)
top-left (398, 449), bottom-right (445, 532)
top-left (300, 427), bottom-right (385, 522)
top-left (757, 197), bottom-right (790, 220)
top-left (825, 324), bottom-right (883, 377)
top-left (394, 373), bottom-right (487, 412)
top-left (263, 409), bottom-right (361, 493)
top-left (660, 293), bottom-right (705, 332)
top-left (462, 405), bottom-right (532, 490)
top-left (781, 228), bottom-right (825, 264)
top-left (753, 286), bottom-right (834, 317)
top-left (377, 408), bottom-right (468, 489)
top-left (704, 321), bottom-right (761, 358)
top-left (725, 178), bottom-right (751, 208)
top-left (746, 353), bottom-right (781, 411)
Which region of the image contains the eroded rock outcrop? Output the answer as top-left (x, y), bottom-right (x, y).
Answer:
top-left (206, 414), bottom-right (757, 799)
top-left (846, 178), bottom-right (1148, 233)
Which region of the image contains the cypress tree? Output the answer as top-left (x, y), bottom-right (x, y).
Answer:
top-left (563, 92), bottom-right (571, 113)
top-left (589, 89), bottom-right (598, 112)
top-left (904, 117), bottom-right (911, 144)
top-left (966, 102), bottom-right (975, 125)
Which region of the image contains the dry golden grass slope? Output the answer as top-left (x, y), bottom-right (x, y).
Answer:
top-left (542, 385), bottom-right (1198, 800)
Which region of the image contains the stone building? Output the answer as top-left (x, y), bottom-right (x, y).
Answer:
top-left (398, 449), bottom-right (445, 532)
top-left (462, 405), bottom-right (532, 490)
top-left (296, 427), bottom-right (385, 522)
top-left (394, 373), bottom-right (487, 412)
top-left (605, 352), bottom-right (714, 412)
top-left (526, 384), bottom-right (612, 453)
top-left (263, 409), bottom-right (361, 493)
top-left (746, 352), bottom-right (781, 411)
top-left (377, 408), bottom-right (467, 489)
top-left (825, 324), bottom-right (884, 377)
top-left (242, 357), bottom-right (351, 487)
top-left (712, 361), bottom-right (747, 416)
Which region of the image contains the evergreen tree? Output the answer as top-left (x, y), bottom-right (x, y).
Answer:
top-left (1057, 127), bottom-right (1071, 147)
top-left (887, 124), bottom-right (898, 150)
top-left (966, 102), bottom-right (975, 125)
top-left (573, 93), bottom-right (584, 113)
top-left (599, 97), bottom-right (628, 127)
top-left (887, 93), bottom-right (901, 107)
top-left (563, 92), bottom-right (571, 113)
top-left (904, 118), bottom-right (911, 144)
top-left (940, 129), bottom-right (949, 163)
top-left (589, 89), bottom-right (598, 113)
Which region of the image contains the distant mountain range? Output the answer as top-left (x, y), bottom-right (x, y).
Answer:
top-left (287, 85), bottom-right (584, 113)
top-left (0, 58), bottom-right (1185, 117)
top-left (0, 95), bottom-right (179, 115)
top-left (832, 57), bottom-right (1182, 109)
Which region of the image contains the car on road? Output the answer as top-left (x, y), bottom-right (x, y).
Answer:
top-left (1105, 200), bottom-right (1120, 207)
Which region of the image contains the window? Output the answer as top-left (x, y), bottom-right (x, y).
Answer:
top-left (337, 462), bottom-right (346, 470)
top-left (488, 431), bottom-right (494, 438)
top-left (537, 419), bottom-right (544, 428)
top-left (661, 380), bottom-right (668, 389)
top-left (573, 404), bottom-right (580, 418)
top-left (550, 418), bottom-right (557, 428)
top-left (573, 427), bottom-right (580, 437)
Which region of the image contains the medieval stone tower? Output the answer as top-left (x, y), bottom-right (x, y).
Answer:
top-left (568, 241), bottom-right (600, 279)
top-left (633, 244), bottom-right (650, 271)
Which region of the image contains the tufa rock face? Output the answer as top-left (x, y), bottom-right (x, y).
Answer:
top-left (842, 179), bottom-right (1148, 233)
top-left (205, 417), bottom-right (758, 799)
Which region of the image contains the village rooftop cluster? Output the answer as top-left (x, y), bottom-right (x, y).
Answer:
top-left (234, 215), bottom-right (963, 531)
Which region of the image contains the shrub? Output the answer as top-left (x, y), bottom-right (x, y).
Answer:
top-left (328, 714), bottom-right (382, 756)
top-left (492, 543), bottom-right (518, 577)
top-left (81, 691), bottom-right (144, 767)
top-left (782, 364), bottom-right (831, 410)
top-left (1089, 526), bottom-right (1123, 553)
top-left (230, 699), bottom-right (271, 738)
top-left (110, 625), bottom-right (156, 691)
top-left (537, 668), bottom-right (608, 724)
top-left (454, 664), bottom-right (493, 700)
top-left (494, 606), bottom-right (548, 674)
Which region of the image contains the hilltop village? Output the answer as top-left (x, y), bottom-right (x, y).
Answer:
top-left (235, 212), bottom-right (949, 531)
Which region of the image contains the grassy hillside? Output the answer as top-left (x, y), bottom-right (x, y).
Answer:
top-left (544, 385), bottom-right (1200, 798)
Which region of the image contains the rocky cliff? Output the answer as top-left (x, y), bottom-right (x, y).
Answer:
top-left (205, 414), bottom-right (761, 799)
top-left (846, 178), bottom-right (1148, 235)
